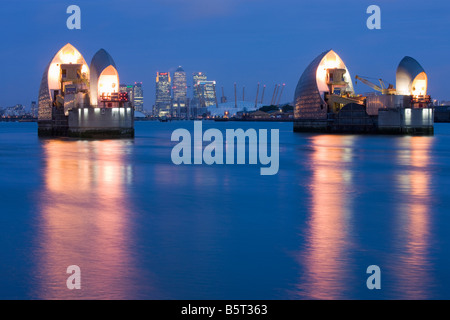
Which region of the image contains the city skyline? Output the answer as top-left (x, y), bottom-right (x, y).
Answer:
top-left (2, 1), bottom-right (450, 108)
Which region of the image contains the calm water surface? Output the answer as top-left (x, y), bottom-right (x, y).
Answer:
top-left (1, 121), bottom-right (450, 299)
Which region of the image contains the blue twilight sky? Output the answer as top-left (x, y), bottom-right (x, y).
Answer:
top-left (1, 0), bottom-right (450, 109)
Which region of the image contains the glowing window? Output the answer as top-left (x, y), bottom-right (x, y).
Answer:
top-left (412, 72), bottom-right (428, 97)
top-left (47, 44), bottom-right (89, 92)
top-left (98, 65), bottom-right (119, 100)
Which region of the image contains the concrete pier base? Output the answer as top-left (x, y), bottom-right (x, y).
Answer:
top-left (67, 128), bottom-right (135, 139)
top-left (378, 108), bottom-right (434, 136)
top-left (294, 107), bottom-right (434, 136)
top-left (38, 107), bottom-right (135, 139)
top-left (293, 120), bottom-right (329, 133)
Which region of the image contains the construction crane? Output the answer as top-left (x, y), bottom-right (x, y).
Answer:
top-left (355, 75), bottom-right (396, 95)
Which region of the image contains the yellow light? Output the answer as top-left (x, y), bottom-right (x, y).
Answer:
top-left (98, 65), bottom-right (119, 97)
top-left (322, 54), bottom-right (341, 70)
top-left (412, 72), bottom-right (427, 97)
top-left (47, 44), bottom-right (89, 91)
top-left (316, 51), bottom-right (343, 83)
top-left (59, 47), bottom-right (81, 64)
top-left (81, 64), bottom-right (88, 75)
top-left (316, 50), bottom-right (349, 95)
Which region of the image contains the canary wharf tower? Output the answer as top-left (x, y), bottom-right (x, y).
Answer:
top-left (173, 66), bottom-right (187, 102)
top-left (172, 66), bottom-right (188, 118)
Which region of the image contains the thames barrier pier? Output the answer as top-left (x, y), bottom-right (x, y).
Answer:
top-left (38, 43), bottom-right (134, 138)
top-left (293, 50), bottom-right (433, 135)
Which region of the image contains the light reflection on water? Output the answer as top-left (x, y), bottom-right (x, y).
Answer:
top-left (0, 122), bottom-right (449, 299)
top-left (391, 137), bottom-right (434, 299)
top-left (293, 134), bottom-right (437, 299)
top-left (296, 135), bottom-right (356, 299)
top-left (34, 139), bottom-right (153, 299)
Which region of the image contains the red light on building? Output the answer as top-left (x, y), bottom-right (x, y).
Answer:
top-left (119, 92), bottom-right (129, 102)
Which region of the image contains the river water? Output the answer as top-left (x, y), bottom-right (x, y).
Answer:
top-left (1, 121), bottom-right (450, 299)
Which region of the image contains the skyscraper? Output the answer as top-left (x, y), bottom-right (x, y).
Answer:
top-left (192, 72), bottom-right (207, 102)
top-left (119, 84), bottom-right (134, 109)
top-left (30, 101), bottom-right (37, 118)
top-left (119, 84), bottom-right (127, 92)
top-left (132, 82), bottom-right (144, 112)
top-left (155, 72), bottom-right (171, 116)
top-left (172, 67), bottom-right (188, 118)
top-left (197, 81), bottom-right (217, 108)
top-left (173, 66), bottom-right (187, 102)
top-left (191, 72), bottom-right (208, 117)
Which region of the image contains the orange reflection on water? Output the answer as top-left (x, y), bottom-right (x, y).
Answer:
top-left (35, 139), bottom-right (142, 299)
top-left (296, 135), bottom-right (355, 299)
top-left (393, 136), bottom-right (433, 299)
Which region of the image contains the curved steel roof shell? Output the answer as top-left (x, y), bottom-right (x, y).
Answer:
top-left (294, 50), bottom-right (354, 120)
top-left (396, 56), bottom-right (427, 96)
top-left (90, 49), bottom-right (118, 106)
top-left (38, 43), bottom-right (89, 120)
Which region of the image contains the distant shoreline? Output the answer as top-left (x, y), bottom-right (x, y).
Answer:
top-left (0, 117), bottom-right (37, 122)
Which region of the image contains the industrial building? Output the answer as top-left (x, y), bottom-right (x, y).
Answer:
top-left (38, 43), bottom-right (134, 138)
top-left (293, 50), bottom-right (433, 135)
top-left (207, 101), bottom-right (262, 117)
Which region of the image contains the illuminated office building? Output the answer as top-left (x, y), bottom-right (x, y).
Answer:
top-left (192, 72), bottom-right (207, 102)
top-left (133, 82), bottom-right (144, 112)
top-left (31, 101), bottom-right (37, 118)
top-left (197, 80), bottom-right (217, 108)
top-left (155, 72), bottom-right (171, 116)
top-left (172, 66), bottom-right (188, 118)
top-left (173, 66), bottom-right (187, 102)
